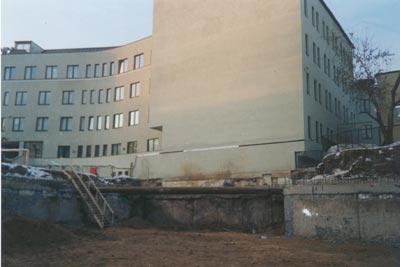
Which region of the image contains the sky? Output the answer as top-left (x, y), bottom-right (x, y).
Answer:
top-left (1, 0), bottom-right (399, 70)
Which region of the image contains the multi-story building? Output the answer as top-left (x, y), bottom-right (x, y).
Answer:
top-left (2, 0), bottom-right (362, 178)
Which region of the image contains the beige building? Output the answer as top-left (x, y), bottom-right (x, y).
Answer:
top-left (376, 70), bottom-right (400, 142)
top-left (2, 0), bottom-right (363, 178)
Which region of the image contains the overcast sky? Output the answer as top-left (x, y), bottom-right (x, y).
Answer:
top-left (1, 0), bottom-right (399, 70)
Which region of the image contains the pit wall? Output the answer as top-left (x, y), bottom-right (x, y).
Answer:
top-left (1, 176), bottom-right (284, 232)
top-left (284, 183), bottom-right (400, 245)
top-left (1, 176), bottom-right (85, 227)
top-left (104, 189), bottom-right (284, 232)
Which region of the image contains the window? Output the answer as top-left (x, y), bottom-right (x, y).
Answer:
top-left (103, 144), bottom-right (108, 156)
top-left (16, 43), bottom-right (31, 51)
top-left (325, 90), bottom-right (328, 110)
top-left (113, 113), bottom-right (123, 128)
top-left (4, 67), bottom-right (16, 80)
top-left (3, 91), bottom-right (9, 106)
top-left (127, 141), bottom-right (137, 154)
top-left (38, 91), bottom-right (50, 105)
top-left (334, 98), bottom-right (338, 115)
top-left (36, 117), bottom-right (49, 131)
top-left (315, 121), bottom-right (319, 143)
top-left (130, 82), bottom-right (141, 97)
top-left (62, 91), bottom-right (74, 104)
top-left (129, 111), bottom-right (140, 126)
top-left (79, 116), bottom-right (85, 131)
top-left (104, 115), bottom-right (110, 130)
top-left (323, 21), bottom-right (326, 39)
top-left (15, 91), bottom-right (27, 105)
top-left (57, 146), bottom-right (70, 158)
top-left (98, 89), bottom-right (104, 103)
top-left (109, 62), bottom-right (115, 76)
top-left (24, 141), bottom-right (43, 158)
top-left (102, 63), bottom-right (108, 77)
top-left (323, 54), bottom-right (327, 73)
top-left (111, 143), bottom-right (121, 155)
top-left (60, 117), bottom-right (73, 131)
top-left (90, 90), bottom-right (96, 104)
top-left (311, 6), bottom-right (315, 26)
top-left (304, 0), bottom-right (308, 17)
top-left (118, 59), bottom-right (128, 73)
top-left (313, 80), bottom-right (317, 101)
top-left (329, 93), bottom-right (332, 112)
top-left (95, 145), bottom-right (100, 157)
top-left (326, 26), bottom-right (330, 45)
top-left (306, 72), bottom-right (310, 95)
top-left (1, 117), bottom-right (6, 132)
top-left (97, 116), bottom-right (102, 130)
top-left (312, 42), bottom-right (316, 64)
top-left (24, 66), bottom-right (36, 80)
top-left (134, 54), bottom-right (144, 69)
top-left (114, 86), bottom-right (124, 101)
top-left (85, 64), bottom-right (92, 78)
top-left (320, 123), bottom-right (323, 141)
top-left (94, 64), bottom-right (100, 77)
top-left (106, 88), bottom-right (112, 103)
top-left (147, 138), bottom-right (159, 152)
top-left (12, 117), bottom-right (24, 131)
top-left (317, 47), bottom-right (320, 68)
top-left (82, 90), bottom-right (88, 104)
top-left (327, 59), bottom-right (331, 77)
top-left (316, 12), bottom-right (319, 31)
top-left (45, 66), bottom-right (57, 79)
top-left (338, 101), bottom-right (341, 119)
top-left (86, 145), bottom-right (92, 157)
top-left (88, 116), bottom-right (94, 131)
top-left (77, 145), bottom-right (83, 158)
top-left (305, 34), bottom-right (309, 56)
top-left (360, 99), bottom-right (371, 113)
top-left (318, 83), bottom-right (321, 104)
top-left (67, 65), bottom-right (79, 79)
top-left (333, 65), bottom-right (336, 83)
top-left (361, 125), bottom-right (372, 139)
top-left (395, 106), bottom-right (400, 119)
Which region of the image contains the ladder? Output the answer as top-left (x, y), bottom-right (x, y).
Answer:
top-left (64, 170), bottom-right (115, 229)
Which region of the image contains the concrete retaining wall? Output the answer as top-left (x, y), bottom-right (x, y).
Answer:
top-left (1, 176), bottom-right (85, 227)
top-left (103, 188), bottom-right (284, 232)
top-left (1, 176), bottom-right (284, 232)
top-left (284, 183), bottom-right (400, 245)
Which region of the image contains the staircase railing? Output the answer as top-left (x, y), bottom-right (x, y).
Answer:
top-left (63, 167), bottom-right (114, 228)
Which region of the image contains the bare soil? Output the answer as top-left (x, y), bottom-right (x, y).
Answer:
top-left (2, 218), bottom-right (399, 267)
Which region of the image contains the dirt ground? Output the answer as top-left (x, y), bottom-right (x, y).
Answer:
top-left (2, 218), bottom-right (400, 267)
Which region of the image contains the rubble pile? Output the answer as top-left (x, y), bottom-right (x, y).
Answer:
top-left (298, 142), bottom-right (400, 184)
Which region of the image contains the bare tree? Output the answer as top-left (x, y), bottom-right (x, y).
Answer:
top-left (350, 34), bottom-right (400, 145)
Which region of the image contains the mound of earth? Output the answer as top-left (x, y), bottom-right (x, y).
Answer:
top-left (2, 217), bottom-right (76, 253)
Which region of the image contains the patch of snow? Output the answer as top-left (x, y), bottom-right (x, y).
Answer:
top-left (332, 169), bottom-right (349, 176)
top-left (365, 158), bottom-right (372, 162)
top-left (302, 209), bottom-right (318, 217)
top-left (2, 163), bottom-right (54, 180)
top-left (385, 157), bottom-right (392, 161)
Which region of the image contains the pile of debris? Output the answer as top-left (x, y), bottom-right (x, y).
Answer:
top-left (1, 162), bottom-right (97, 181)
top-left (297, 142), bottom-right (400, 184)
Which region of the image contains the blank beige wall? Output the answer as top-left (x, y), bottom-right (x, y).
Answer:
top-left (150, 0), bottom-right (304, 151)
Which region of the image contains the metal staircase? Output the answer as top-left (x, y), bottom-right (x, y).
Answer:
top-left (64, 170), bottom-right (114, 229)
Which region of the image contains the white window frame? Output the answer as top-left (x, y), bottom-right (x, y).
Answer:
top-left (114, 86), bottom-right (124, 101)
top-left (130, 82), bottom-right (141, 98)
top-left (134, 53), bottom-right (144, 69)
top-left (38, 91), bottom-right (50, 105)
top-left (129, 110), bottom-right (139, 126)
top-left (15, 91), bottom-right (27, 105)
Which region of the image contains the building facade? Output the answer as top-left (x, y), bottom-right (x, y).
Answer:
top-left (2, 0), bottom-right (366, 178)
